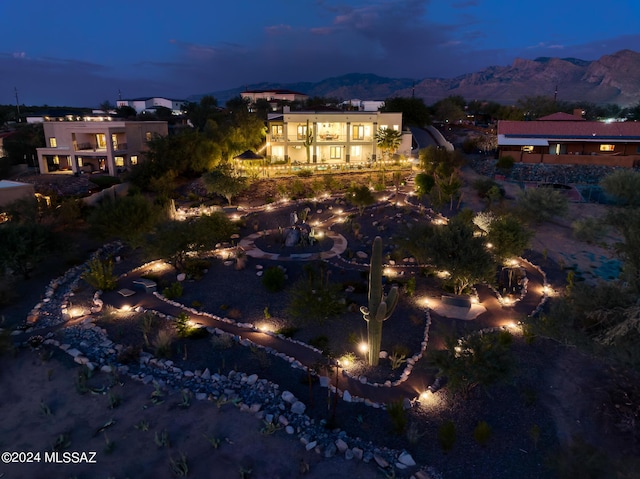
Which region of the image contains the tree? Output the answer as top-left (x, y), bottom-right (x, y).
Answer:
top-left (431, 96), bottom-right (466, 124)
top-left (607, 208), bottom-right (640, 293)
top-left (99, 100), bottom-right (113, 114)
top-left (150, 213), bottom-right (236, 270)
top-left (87, 194), bottom-right (166, 247)
top-left (486, 215), bottom-right (532, 262)
top-left (374, 128), bottom-right (402, 163)
top-left (417, 217), bottom-right (495, 295)
top-left (2, 123), bottom-right (44, 167)
top-left (184, 95), bottom-right (219, 131)
top-left (516, 95), bottom-right (559, 120)
top-left (380, 97), bottom-right (431, 127)
top-left (346, 185), bottom-right (375, 215)
top-left (600, 169), bottom-right (640, 207)
top-left (202, 163), bottom-right (248, 206)
top-left (515, 187), bottom-right (568, 224)
top-left (414, 172), bottom-right (435, 197)
top-left (433, 330), bottom-right (513, 399)
top-left (115, 105), bottom-right (137, 119)
top-left (0, 222), bottom-right (55, 278)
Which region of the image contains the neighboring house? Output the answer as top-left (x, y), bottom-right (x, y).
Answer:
top-left (497, 112), bottom-right (640, 167)
top-left (266, 109), bottom-right (413, 168)
top-left (36, 120), bottom-right (168, 176)
top-left (241, 89), bottom-right (309, 105)
top-left (116, 97), bottom-right (186, 115)
top-left (339, 99), bottom-right (385, 112)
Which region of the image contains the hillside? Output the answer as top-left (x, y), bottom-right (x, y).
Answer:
top-left (198, 50), bottom-right (640, 106)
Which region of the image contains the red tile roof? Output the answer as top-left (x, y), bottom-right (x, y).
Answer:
top-left (498, 120), bottom-right (640, 139)
top-left (537, 112), bottom-right (585, 121)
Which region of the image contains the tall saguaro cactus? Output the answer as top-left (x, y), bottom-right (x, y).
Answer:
top-left (360, 236), bottom-right (399, 366)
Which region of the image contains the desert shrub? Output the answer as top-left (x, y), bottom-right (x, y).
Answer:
top-left (405, 277), bottom-right (416, 296)
top-left (295, 168), bottom-right (313, 178)
top-left (386, 400), bottom-right (407, 435)
top-left (496, 155), bottom-right (515, 169)
top-left (175, 312), bottom-right (208, 339)
top-left (262, 267), bottom-right (286, 292)
top-left (210, 334), bottom-right (234, 350)
top-left (184, 258), bottom-right (210, 280)
top-left (152, 329), bottom-right (174, 358)
top-left (162, 281), bottom-right (183, 299)
top-left (572, 217), bottom-right (607, 244)
top-left (286, 263), bottom-right (346, 322)
top-left (438, 420), bottom-right (456, 452)
top-left (117, 345), bottom-right (141, 364)
top-left (473, 177), bottom-right (500, 198)
top-left (82, 257), bottom-right (117, 291)
top-left (473, 420), bottom-right (492, 446)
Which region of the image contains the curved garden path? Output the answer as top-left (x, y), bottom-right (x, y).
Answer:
top-left (98, 176), bottom-right (550, 407)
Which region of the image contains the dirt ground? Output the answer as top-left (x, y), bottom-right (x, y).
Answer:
top-left (0, 347), bottom-right (382, 479)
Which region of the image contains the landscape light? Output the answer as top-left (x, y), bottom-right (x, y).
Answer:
top-left (358, 342), bottom-right (369, 354)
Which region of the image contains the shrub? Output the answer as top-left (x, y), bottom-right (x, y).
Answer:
top-left (438, 420), bottom-right (456, 452)
top-left (184, 258), bottom-right (210, 279)
top-left (473, 420), bottom-right (492, 446)
top-left (295, 168), bottom-right (313, 178)
top-left (82, 257), bottom-right (117, 291)
top-left (262, 267), bottom-right (286, 292)
top-left (162, 281), bottom-right (183, 299)
top-left (89, 175), bottom-right (121, 189)
top-left (572, 217), bottom-right (607, 244)
top-left (152, 329), bottom-right (174, 358)
top-left (386, 400), bottom-right (407, 435)
top-left (175, 312), bottom-right (208, 339)
top-left (496, 155), bottom-right (515, 169)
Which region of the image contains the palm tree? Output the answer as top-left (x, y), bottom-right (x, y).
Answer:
top-left (374, 128), bottom-right (402, 187)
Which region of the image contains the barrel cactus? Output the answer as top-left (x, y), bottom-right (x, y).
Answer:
top-left (360, 236), bottom-right (399, 366)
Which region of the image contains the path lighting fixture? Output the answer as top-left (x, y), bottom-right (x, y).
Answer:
top-left (358, 342), bottom-right (369, 354)
top-left (258, 322), bottom-right (273, 333)
top-left (120, 304), bottom-right (131, 312)
top-left (486, 242), bottom-right (493, 249)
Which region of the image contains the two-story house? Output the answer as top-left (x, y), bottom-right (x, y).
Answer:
top-left (36, 120), bottom-right (168, 176)
top-left (116, 97), bottom-right (185, 115)
top-left (265, 109), bottom-right (412, 169)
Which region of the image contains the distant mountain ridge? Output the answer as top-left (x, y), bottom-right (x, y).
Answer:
top-left (195, 50), bottom-right (640, 107)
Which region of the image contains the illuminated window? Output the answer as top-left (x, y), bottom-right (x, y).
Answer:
top-left (50, 138), bottom-right (57, 147)
top-left (351, 145), bottom-right (362, 157)
top-left (352, 125), bottom-right (364, 139)
top-left (53, 156), bottom-right (60, 165)
top-left (130, 155), bottom-right (138, 165)
top-left (271, 146), bottom-right (284, 160)
top-left (271, 125), bottom-right (283, 136)
top-left (296, 125), bottom-right (308, 140)
top-left (77, 158), bottom-right (83, 167)
top-left (115, 157), bottom-right (124, 167)
top-left (393, 125), bottom-right (399, 131)
top-left (330, 146), bottom-right (341, 159)
top-left (96, 134), bottom-right (106, 149)
top-left (522, 146), bottom-right (534, 153)
top-left (600, 144), bottom-right (615, 151)
top-left (145, 132), bottom-right (152, 141)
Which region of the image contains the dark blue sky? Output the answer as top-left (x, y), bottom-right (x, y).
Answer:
top-left (2, 0), bottom-right (639, 107)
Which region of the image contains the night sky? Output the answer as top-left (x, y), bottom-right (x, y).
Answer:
top-left (2, 0), bottom-right (639, 107)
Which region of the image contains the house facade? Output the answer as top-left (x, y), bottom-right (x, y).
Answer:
top-left (116, 97), bottom-right (185, 115)
top-left (36, 120), bottom-right (168, 176)
top-left (241, 89), bottom-right (309, 104)
top-left (265, 110), bottom-right (412, 169)
top-left (498, 112), bottom-right (640, 167)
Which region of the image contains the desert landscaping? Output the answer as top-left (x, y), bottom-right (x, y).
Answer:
top-left (2, 157), bottom-right (640, 479)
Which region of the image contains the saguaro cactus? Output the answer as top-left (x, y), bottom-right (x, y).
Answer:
top-left (360, 236), bottom-right (399, 366)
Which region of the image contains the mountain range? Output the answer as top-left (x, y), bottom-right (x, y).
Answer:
top-left (200, 49), bottom-right (640, 107)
